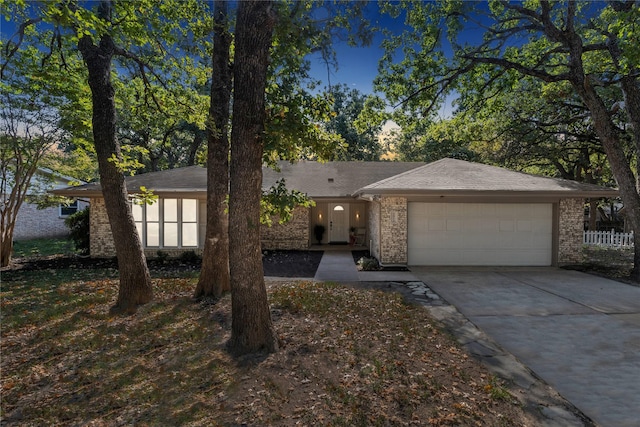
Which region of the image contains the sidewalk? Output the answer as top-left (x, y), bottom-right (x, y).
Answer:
top-left (313, 251), bottom-right (419, 282)
top-left (313, 251), bottom-right (359, 282)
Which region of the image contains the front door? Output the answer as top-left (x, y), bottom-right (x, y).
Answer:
top-left (329, 203), bottom-right (350, 243)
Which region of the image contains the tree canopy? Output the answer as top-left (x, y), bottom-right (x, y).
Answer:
top-left (375, 0), bottom-right (640, 279)
top-left (0, 46), bottom-right (71, 266)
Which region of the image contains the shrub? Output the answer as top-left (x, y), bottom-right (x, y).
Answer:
top-left (179, 250), bottom-right (200, 263)
top-left (156, 250), bottom-right (169, 264)
top-left (65, 207), bottom-right (90, 255)
top-left (357, 256), bottom-right (379, 271)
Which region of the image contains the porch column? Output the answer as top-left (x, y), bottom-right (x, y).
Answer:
top-left (379, 196), bottom-right (408, 265)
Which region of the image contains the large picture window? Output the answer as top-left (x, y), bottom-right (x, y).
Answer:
top-left (131, 198), bottom-right (199, 248)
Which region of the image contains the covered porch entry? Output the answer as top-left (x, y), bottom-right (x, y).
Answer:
top-left (310, 200), bottom-right (367, 246)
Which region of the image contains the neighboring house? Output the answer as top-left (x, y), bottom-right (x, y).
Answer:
top-left (52, 158), bottom-right (617, 267)
top-left (12, 168), bottom-right (88, 240)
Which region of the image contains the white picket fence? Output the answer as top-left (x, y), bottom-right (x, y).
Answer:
top-left (583, 229), bottom-right (635, 248)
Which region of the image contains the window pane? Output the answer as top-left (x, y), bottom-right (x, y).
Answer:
top-left (164, 199), bottom-right (178, 222)
top-left (147, 223), bottom-right (160, 246)
top-left (147, 202), bottom-right (159, 222)
top-left (182, 223), bottom-right (198, 247)
top-left (135, 222), bottom-right (144, 244)
top-left (60, 200), bottom-right (79, 216)
top-left (182, 199), bottom-right (197, 222)
top-left (132, 203), bottom-right (143, 222)
top-left (164, 223), bottom-right (178, 247)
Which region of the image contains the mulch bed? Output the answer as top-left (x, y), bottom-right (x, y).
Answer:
top-left (261, 250), bottom-right (323, 277)
top-left (3, 250), bottom-right (324, 278)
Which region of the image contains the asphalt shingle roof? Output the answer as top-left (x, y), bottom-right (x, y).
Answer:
top-left (356, 158), bottom-right (618, 197)
top-left (52, 158), bottom-right (617, 198)
top-left (262, 161), bottom-right (425, 197)
top-left (52, 161), bottom-right (426, 198)
top-left (52, 165), bottom-right (208, 196)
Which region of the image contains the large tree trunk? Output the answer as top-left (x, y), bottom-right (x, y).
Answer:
top-left (566, 34), bottom-right (640, 281)
top-left (227, 0), bottom-right (278, 356)
top-left (0, 170), bottom-right (28, 267)
top-left (0, 223), bottom-right (15, 266)
top-left (604, 14), bottom-right (640, 278)
top-left (195, 0), bottom-right (232, 299)
top-left (78, 3), bottom-right (153, 313)
top-left (582, 92), bottom-right (640, 280)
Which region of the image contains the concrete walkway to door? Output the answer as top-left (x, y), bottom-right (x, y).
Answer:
top-left (412, 267), bottom-right (640, 427)
top-left (313, 251), bottom-right (420, 282)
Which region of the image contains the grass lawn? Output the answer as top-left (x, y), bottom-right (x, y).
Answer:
top-left (0, 267), bottom-right (532, 426)
top-left (12, 237), bottom-right (76, 259)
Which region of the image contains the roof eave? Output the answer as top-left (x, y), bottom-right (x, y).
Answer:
top-left (354, 188), bottom-right (619, 199)
top-left (50, 188), bottom-right (207, 197)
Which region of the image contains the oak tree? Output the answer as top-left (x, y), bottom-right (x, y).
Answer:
top-left (227, 0), bottom-right (279, 355)
top-left (195, 0), bottom-right (232, 299)
top-left (76, 1), bottom-right (153, 312)
top-left (3, 0), bottom-right (211, 310)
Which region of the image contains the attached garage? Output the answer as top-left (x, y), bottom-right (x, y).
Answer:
top-left (407, 202), bottom-right (553, 266)
top-left (355, 158), bottom-right (618, 267)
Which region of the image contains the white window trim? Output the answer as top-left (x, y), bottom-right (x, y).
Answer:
top-left (132, 198), bottom-right (199, 249)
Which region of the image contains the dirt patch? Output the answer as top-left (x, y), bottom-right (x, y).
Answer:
top-left (1, 279), bottom-right (533, 426)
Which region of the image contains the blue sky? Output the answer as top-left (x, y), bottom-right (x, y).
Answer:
top-left (305, 2), bottom-right (482, 117)
top-left (1, 1), bottom-right (469, 116)
top-left (307, 3), bottom-right (404, 96)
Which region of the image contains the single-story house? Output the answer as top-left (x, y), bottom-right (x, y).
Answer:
top-left (52, 158), bottom-right (617, 266)
top-left (11, 167), bottom-right (88, 240)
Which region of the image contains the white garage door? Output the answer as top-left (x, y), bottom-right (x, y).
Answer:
top-left (408, 203), bottom-right (553, 266)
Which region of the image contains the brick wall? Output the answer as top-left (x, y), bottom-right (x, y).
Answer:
top-left (379, 196), bottom-right (408, 265)
top-left (261, 206), bottom-right (310, 250)
top-left (558, 198), bottom-right (584, 265)
top-left (13, 203), bottom-right (70, 240)
top-left (90, 198), bottom-right (116, 258)
top-left (90, 199), bottom-right (312, 257)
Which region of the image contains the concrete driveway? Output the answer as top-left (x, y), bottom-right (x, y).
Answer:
top-left (411, 267), bottom-right (640, 427)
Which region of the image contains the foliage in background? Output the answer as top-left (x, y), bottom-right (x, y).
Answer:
top-left (262, 1), bottom-right (374, 165)
top-left (0, 44), bottom-right (72, 266)
top-left (325, 84), bottom-right (383, 161)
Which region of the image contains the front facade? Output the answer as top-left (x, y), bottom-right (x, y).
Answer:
top-left (54, 159), bottom-right (617, 266)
